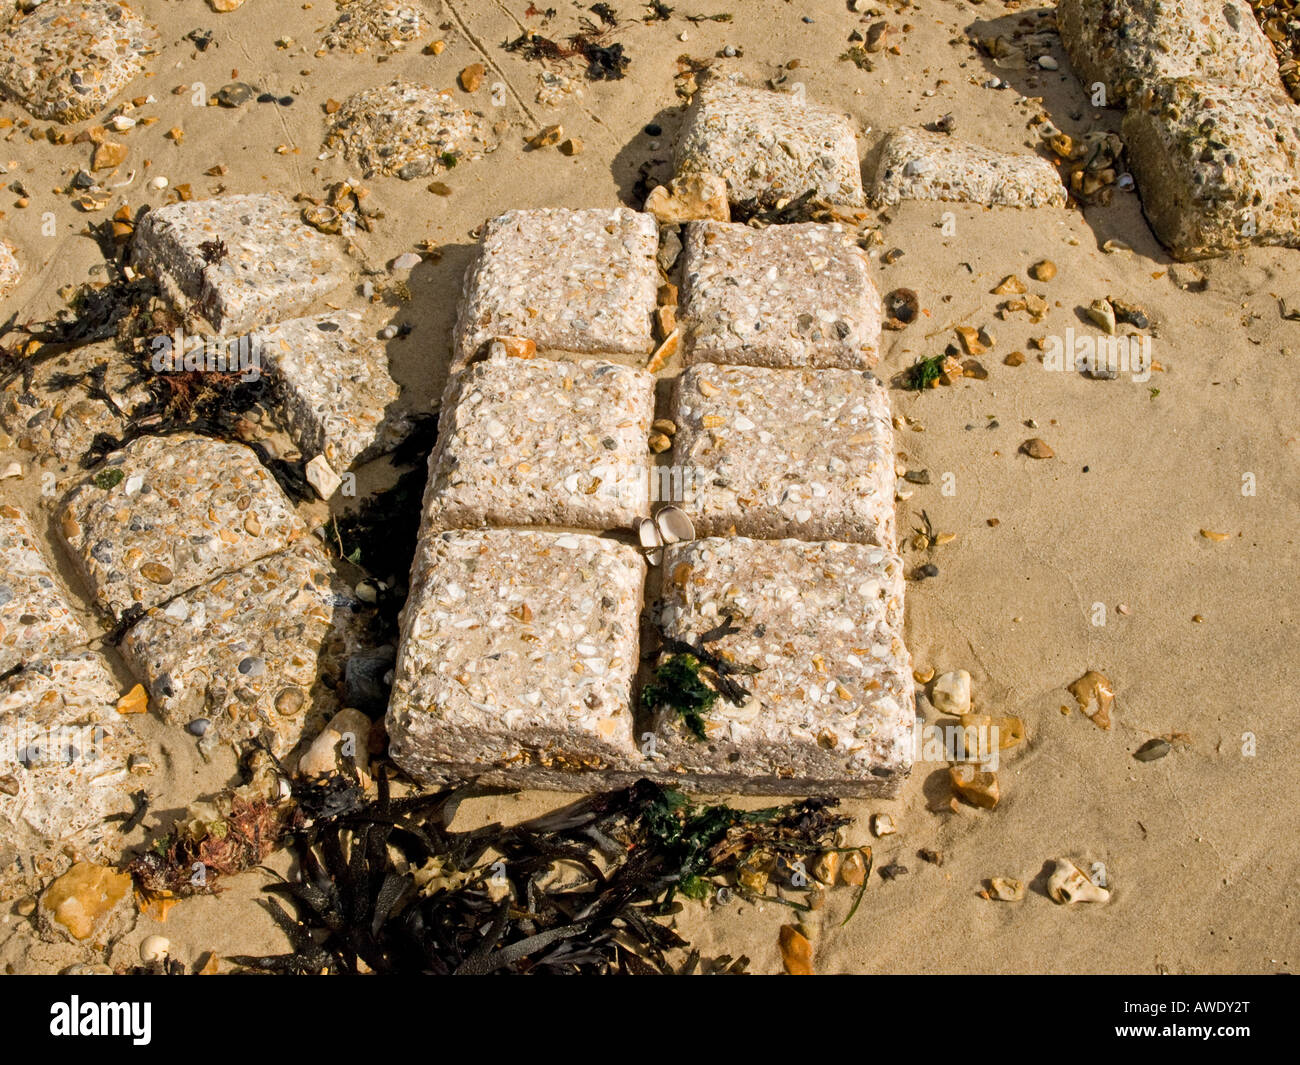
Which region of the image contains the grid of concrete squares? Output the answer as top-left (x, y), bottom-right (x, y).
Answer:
top-left (388, 89), bottom-right (915, 797)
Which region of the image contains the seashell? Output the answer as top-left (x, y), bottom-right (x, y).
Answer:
top-left (637, 517), bottom-right (662, 550)
top-left (1047, 858), bottom-right (1110, 904)
top-left (655, 506), bottom-right (694, 545)
top-left (139, 935), bottom-right (170, 963)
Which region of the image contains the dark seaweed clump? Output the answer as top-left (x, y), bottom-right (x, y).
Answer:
top-left (231, 775), bottom-right (851, 975)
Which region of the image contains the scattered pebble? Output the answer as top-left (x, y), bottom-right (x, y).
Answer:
top-left (1134, 738), bottom-right (1171, 762)
top-left (1021, 437), bottom-right (1054, 459)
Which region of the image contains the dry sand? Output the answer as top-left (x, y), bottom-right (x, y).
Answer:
top-left (0, 0), bottom-right (1297, 974)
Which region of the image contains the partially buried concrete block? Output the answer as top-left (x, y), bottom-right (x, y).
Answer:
top-left (872, 128), bottom-right (1066, 208)
top-left (678, 220), bottom-right (882, 370)
top-left (387, 529), bottom-right (645, 789)
top-left (669, 364), bottom-right (896, 547)
top-left (675, 80), bottom-right (865, 208)
top-left (1122, 78), bottom-right (1300, 259)
top-left (646, 537), bottom-right (914, 797)
top-left (57, 433), bottom-right (306, 622)
top-left (0, 505), bottom-right (89, 675)
top-left (452, 207), bottom-right (659, 365)
top-left (132, 194), bottom-right (348, 332)
top-left (0, 0), bottom-right (157, 123)
top-left (420, 354), bottom-right (655, 535)
top-left (0, 652), bottom-right (145, 901)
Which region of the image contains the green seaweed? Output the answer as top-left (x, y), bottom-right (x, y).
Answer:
top-left (641, 653), bottom-right (717, 740)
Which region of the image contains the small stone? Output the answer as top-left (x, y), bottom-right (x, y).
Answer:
top-left (812, 851), bottom-right (840, 885)
top-left (1003, 350), bottom-right (1025, 367)
top-left (1086, 298), bottom-right (1117, 335)
top-left (1134, 738), bottom-right (1171, 762)
top-left (490, 336), bottom-right (537, 359)
top-left (391, 251), bottom-right (422, 271)
top-left (187, 718), bottom-right (211, 737)
top-left (139, 562), bottom-right (174, 585)
top-left (643, 172), bottom-right (729, 224)
top-left (931, 670), bottom-right (971, 715)
top-left (425, 39), bottom-right (446, 55)
top-left (116, 684), bottom-right (149, 715)
top-left (648, 431), bottom-right (672, 453)
top-left (1021, 437), bottom-right (1054, 459)
top-left (458, 64), bottom-right (485, 93)
top-left (779, 924), bottom-right (814, 975)
top-left (215, 82), bottom-right (256, 108)
top-left (297, 707), bottom-right (372, 778)
top-left (526, 124), bottom-right (563, 150)
top-left (305, 454), bottom-right (343, 499)
top-left (988, 877), bottom-right (1024, 901)
top-left (1037, 55), bottom-right (1059, 70)
top-left (1067, 670), bottom-right (1114, 730)
top-left (840, 849), bottom-right (869, 886)
top-left (992, 274), bottom-right (1026, 295)
top-left (871, 813), bottom-right (897, 837)
top-left (39, 864), bottom-right (132, 942)
top-left (559, 137), bottom-right (583, 156)
top-left (651, 418), bottom-right (677, 436)
top-left (949, 765), bottom-right (1000, 809)
top-left (91, 141), bottom-right (127, 171)
top-left (919, 848), bottom-right (943, 865)
top-left (1029, 259), bottom-right (1056, 281)
top-left (1200, 529), bottom-right (1230, 542)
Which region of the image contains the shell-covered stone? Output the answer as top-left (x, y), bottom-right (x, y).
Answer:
top-left (0, 652), bottom-right (144, 900)
top-left (1056, 0), bottom-right (1283, 105)
top-left (872, 127), bottom-right (1067, 208)
top-left (1122, 77), bottom-right (1300, 259)
top-left (675, 80), bottom-right (865, 208)
top-left (670, 364), bottom-right (896, 547)
top-left (679, 220), bottom-right (881, 369)
top-left (388, 529), bottom-right (645, 790)
top-left (325, 80), bottom-right (497, 180)
top-left (452, 207), bottom-right (659, 365)
top-left (118, 539), bottom-right (366, 757)
top-left (320, 0), bottom-right (426, 53)
top-left (0, 0), bottom-right (157, 123)
top-left (421, 355), bottom-right (655, 535)
top-left (250, 313), bottom-right (410, 472)
top-left (58, 433), bottom-right (306, 621)
top-left (132, 194), bottom-right (348, 332)
top-left (648, 537), bottom-right (914, 798)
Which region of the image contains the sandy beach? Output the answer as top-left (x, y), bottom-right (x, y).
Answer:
top-left (0, 0), bottom-right (1297, 975)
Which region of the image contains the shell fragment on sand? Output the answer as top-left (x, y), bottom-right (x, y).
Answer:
top-left (249, 313), bottom-right (410, 473)
top-left (0, 506), bottom-right (89, 675)
top-left (0, 653), bottom-right (145, 899)
top-left (1122, 78), bottom-right (1300, 259)
top-left (119, 540), bottom-right (366, 757)
top-left (57, 434), bottom-right (306, 622)
top-left (1056, 0), bottom-right (1282, 105)
top-left (678, 220), bottom-right (882, 369)
top-left (0, 0), bottom-right (157, 123)
top-left (871, 128), bottom-right (1067, 208)
top-left (132, 194), bottom-right (348, 332)
top-left (324, 81), bottom-right (497, 179)
top-left (420, 355), bottom-right (655, 535)
top-left (452, 207), bottom-right (659, 365)
top-left (669, 365), bottom-right (896, 547)
top-left (387, 529), bottom-right (646, 790)
top-left (0, 340), bottom-right (150, 462)
top-left (674, 80), bottom-right (865, 208)
top-left (0, 240), bottom-right (19, 301)
top-left (647, 537), bottom-right (914, 797)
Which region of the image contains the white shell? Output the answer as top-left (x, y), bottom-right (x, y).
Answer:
top-left (1047, 859), bottom-right (1110, 904)
top-left (139, 935), bottom-right (170, 963)
top-left (637, 517), bottom-right (663, 550)
top-left (655, 506), bottom-right (695, 544)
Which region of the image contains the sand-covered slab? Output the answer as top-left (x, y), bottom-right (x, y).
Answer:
top-left (133, 194), bottom-right (347, 332)
top-left (421, 355), bottom-right (654, 535)
top-left (669, 364), bottom-right (895, 547)
top-left (58, 434), bottom-right (305, 622)
top-left (119, 540), bottom-right (364, 757)
top-left (388, 529), bottom-right (645, 789)
top-left (325, 81), bottom-right (497, 179)
top-left (0, 0), bottom-right (156, 123)
top-left (646, 537), bottom-right (914, 797)
top-left (452, 207), bottom-right (659, 364)
top-left (1056, 0), bottom-right (1282, 104)
top-left (679, 220), bottom-right (881, 369)
top-left (250, 313), bottom-right (409, 474)
top-left (872, 128), bottom-right (1066, 208)
top-left (0, 652), bottom-right (145, 899)
top-left (1123, 78), bottom-right (1300, 259)
top-left (675, 80), bottom-right (865, 208)
top-left (0, 506), bottom-right (88, 674)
